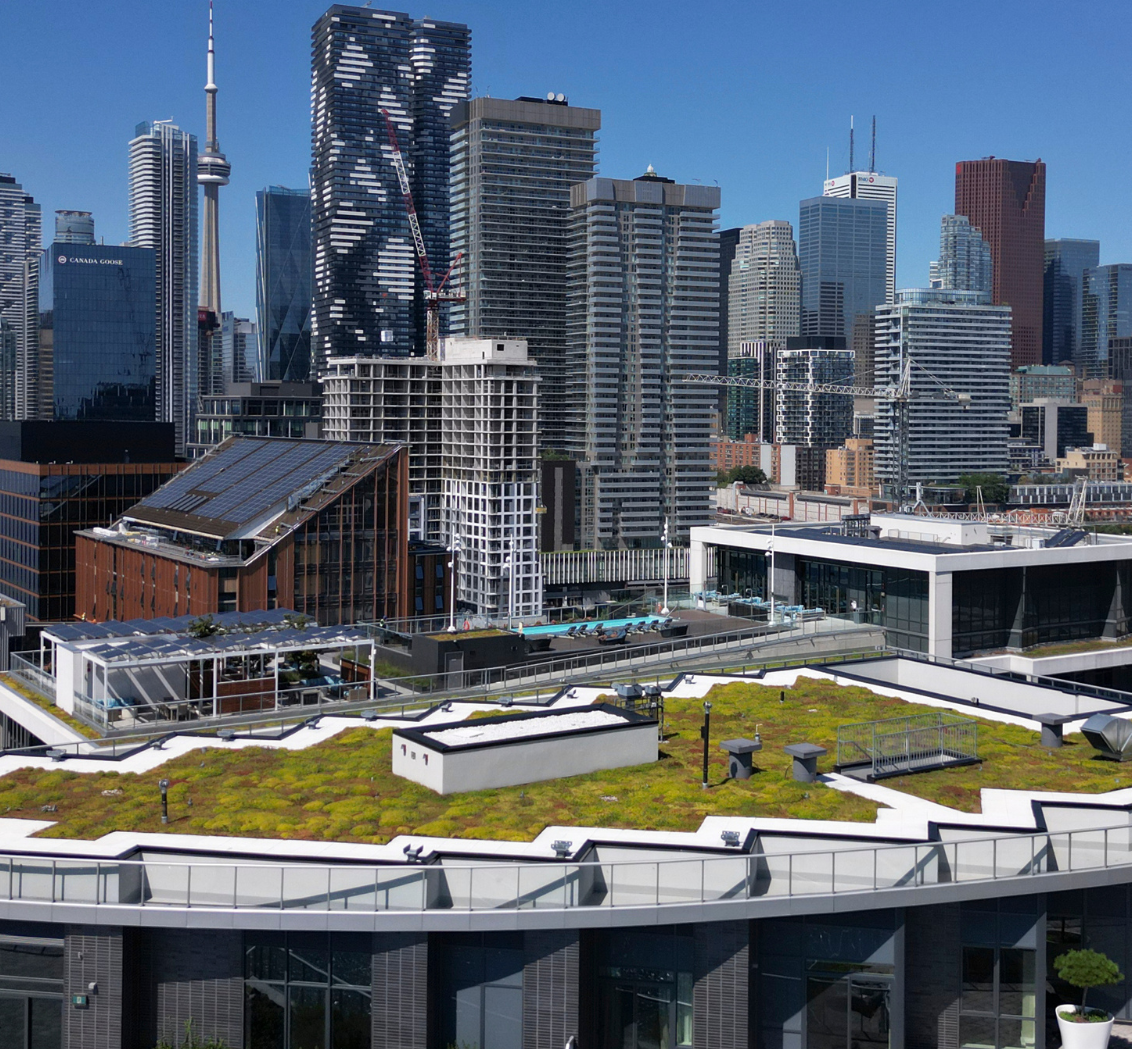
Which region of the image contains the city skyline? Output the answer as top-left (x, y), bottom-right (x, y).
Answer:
top-left (2, 0), bottom-right (1129, 322)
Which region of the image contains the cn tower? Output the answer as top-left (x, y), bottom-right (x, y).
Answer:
top-left (197, 0), bottom-right (230, 316)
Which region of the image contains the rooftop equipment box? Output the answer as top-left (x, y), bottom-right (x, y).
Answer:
top-left (392, 704), bottom-right (658, 794)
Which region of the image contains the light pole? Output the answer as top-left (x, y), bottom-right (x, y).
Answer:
top-left (661, 516), bottom-right (671, 616)
top-left (700, 701), bottom-right (712, 789)
top-left (768, 522), bottom-right (776, 625)
top-left (447, 536), bottom-right (462, 632)
top-left (503, 545), bottom-right (515, 631)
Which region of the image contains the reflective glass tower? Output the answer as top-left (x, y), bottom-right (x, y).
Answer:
top-left (128, 121), bottom-right (199, 454)
top-left (930, 214), bottom-right (992, 298)
top-left (1044, 238), bottom-right (1100, 368)
top-left (256, 186), bottom-right (312, 382)
top-left (798, 196), bottom-right (887, 341)
top-left (38, 244), bottom-right (156, 421)
top-left (1083, 264), bottom-right (1132, 376)
top-left (310, 6), bottom-right (470, 369)
top-left (0, 174), bottom-right (41, 420)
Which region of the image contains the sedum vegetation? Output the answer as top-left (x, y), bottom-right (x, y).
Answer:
top-left (0, 678), bottom-right (1126, 845)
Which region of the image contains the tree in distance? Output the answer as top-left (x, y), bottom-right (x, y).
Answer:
top-left (717, 465), bottom-right (767, 488)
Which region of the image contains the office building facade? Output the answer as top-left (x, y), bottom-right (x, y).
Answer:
top-left (1019, 401), bottom-right (1092, 463)
top-left (929, 214), bottom-right (992, 297)
top-left (0, 421), bottom-right (180, 621)
top-left (1083, 264), bottom-right (1132, 377)
top-left (726, 220), bottom-right (799, 356)
top-left (322, 339), bottom-right (542, 617)
top-left (52, 210), bottom-right (94, 245)
top-left (955, 158), bottom-right (1046, 369)
top-left (1044, 238), bottom-right (1099, 367)
top-left (823, 171), bottom-right (898, 303)
top-left (220, 312), bottom-right (258, 386)
top-left (449, 95), bottom-right (600, 450)
top-left (256, 186), bottom-right (312, 382)
top-left (37, 243), bottom-right (156, 422)
top-left (798, 196), bottom-right (887, 342)
top-left (566, 172), bottom-right (720, 547)
top-left (1009, 364), bottom-right (1077, 411)
top-left (310, 6), bottom-right (470, 367)
top-left (191, 381), bottom-right (322, 455)
top-left (0, 173), bottom-right (41, 421)
top-left (874, 289), bottom-right (1011, 489)
top-left (726, 342), bottom-right (776, 443)
top-left (128, 121), bottom-right (199, 454)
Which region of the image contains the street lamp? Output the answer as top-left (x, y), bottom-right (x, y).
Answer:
top-left (661, 516), bottom-right (671, 616)
top-left (700, 702), bottom-right (712, 790)
top-left (447, 536), bottom-right (463, 633)
top-left (767, 522), bottom-right (776, 625)
top-left (503, 541), bottom-right (516, 631)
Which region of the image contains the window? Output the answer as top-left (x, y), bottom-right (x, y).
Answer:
top-left (0, 935), bottom-right (64, 1049)
top-left (245, 932), bottom-right (371, 1049)
top-left (436, 933), bottom-right (523, 1049)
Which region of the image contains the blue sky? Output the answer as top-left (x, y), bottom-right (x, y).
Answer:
top-left (2, 0), bottom-right (1129, 321)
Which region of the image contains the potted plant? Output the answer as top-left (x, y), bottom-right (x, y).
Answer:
top-left (1054, 948), bottom-right (1124, 1049)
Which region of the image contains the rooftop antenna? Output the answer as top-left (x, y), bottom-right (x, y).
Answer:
top-left (870, 115), bottom-right (876, 173)
top-left (825, 147), bottom-right (829, 182)
top-left (849, 115), bottom-right (855, 173)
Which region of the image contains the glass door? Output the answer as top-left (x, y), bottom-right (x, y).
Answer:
top-left (806, 972), bottom-right (892, 1049)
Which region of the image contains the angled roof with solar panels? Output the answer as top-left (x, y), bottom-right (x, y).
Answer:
top-left (119, 437), bottom-right (395, 539)
top-left (74, 436), bottom-right (402, 573)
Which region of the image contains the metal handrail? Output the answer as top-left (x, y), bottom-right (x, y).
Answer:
top-left (0, 820), bottom-right (1126, 915)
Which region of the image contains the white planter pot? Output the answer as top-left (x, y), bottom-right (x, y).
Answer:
top-left (1056, 1005), bottom-right (1114, 1049)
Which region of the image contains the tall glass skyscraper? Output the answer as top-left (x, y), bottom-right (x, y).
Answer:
top-left (256, 186), bottom-right (312, 382)
top-left (798, 196), bottom-right (887, 341)
top-left (0, 173), bottom-right (41, 420)
top-left (930, 214), bottom-right (992, 298)
top-left (38, 243), bottom-right (156, 421)
top-left (1083, 264), bottom-right (1132, 375)
top-left (449, 95), bottom-right (600, 449)
top-left (310, 6), bottom-right (470, 368)
top-left (823, 172), bottom-right (898, 303)
top-left (128, 121), bottom-right (199, 453)
top-left (1044, 238), bottom-right (1100, 368)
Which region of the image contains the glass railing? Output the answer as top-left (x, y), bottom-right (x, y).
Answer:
top-left (1, 822), bottom-right (1127, 915)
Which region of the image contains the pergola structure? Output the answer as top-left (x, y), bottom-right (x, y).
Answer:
top-left (40, 611), bottom-right (375, 729)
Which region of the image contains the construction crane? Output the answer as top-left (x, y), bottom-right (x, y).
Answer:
top-left (381, 109), bottom-right (464, 360)
top-left (685, 359), bottom-right (971, 508)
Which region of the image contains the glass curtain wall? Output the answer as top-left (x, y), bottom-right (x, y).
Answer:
top-left (245, 932), bottom-right (371, 1049)
top-left (435, 932), bottom-right (524, 1049)
top-left (593, 928), bottom-right (694, 1049)
top-left (798, 558), bottom-right (929, 651)
top-left (0, 934), bottom-right (64, 1049)
top-left (958, 899), bottom-right (1040, 1049)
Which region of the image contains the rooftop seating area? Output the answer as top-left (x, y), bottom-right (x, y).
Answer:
top-left (16, 610), bottom-right (376, 731)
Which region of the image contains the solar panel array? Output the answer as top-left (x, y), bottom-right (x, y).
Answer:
top-left (44, 608), bottom-right (297, 643)
top-left (136, 439), bottom-right (359, 532)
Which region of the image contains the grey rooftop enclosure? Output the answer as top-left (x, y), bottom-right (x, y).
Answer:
top-left (784, 743), bottom-right (827, 783)
top-left (1035, 712), bottom-right (1076, 749)
top-left (720, 737), bottom-right (763, 780)
top-left (835, 711), bottom-right (979, 781)
top-left (1081, 714), bottom-right (1132, 761)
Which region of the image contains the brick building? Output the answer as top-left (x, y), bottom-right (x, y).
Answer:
top-left (75, 436), bottom-right (409, 625)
